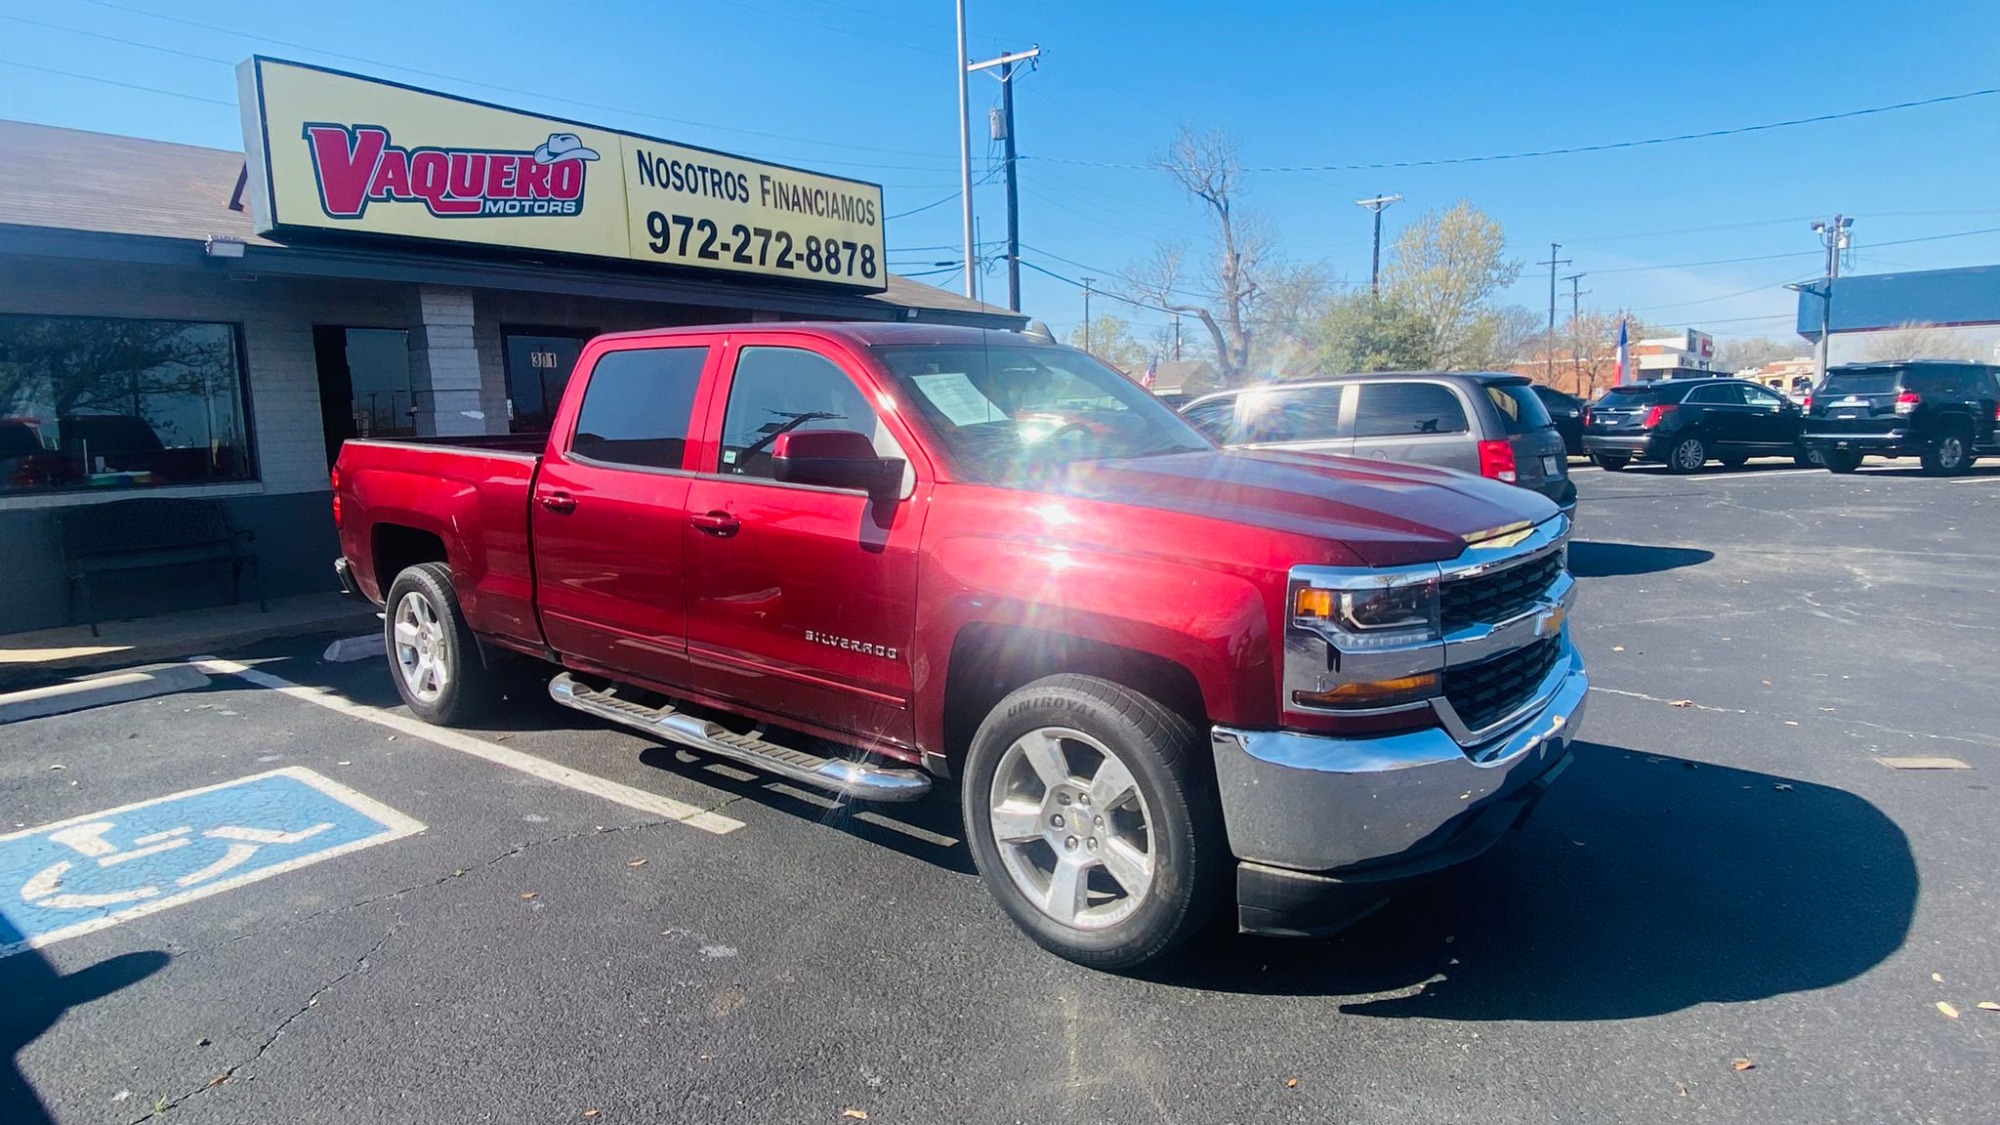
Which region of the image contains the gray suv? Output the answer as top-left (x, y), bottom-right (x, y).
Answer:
top-left (1180, 372), bottom-right (1577, 513)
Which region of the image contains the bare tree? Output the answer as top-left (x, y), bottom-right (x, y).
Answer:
top-left (1714, 336), bottom-right (1803, 372)
top-left (1556, 311), bottom-right (1658, 398)
top-left (1124, 128), bottom-right (1269, 385)
top-left (1381, 200), bottom-right (1522, 370)
top-left (1855, 321), bottom-right (1987, 363)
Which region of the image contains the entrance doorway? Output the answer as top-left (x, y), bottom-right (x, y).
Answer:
top-left (313, 326), bottom-right (415, 466)
top-left (503, 328), bottom-right (592, 433)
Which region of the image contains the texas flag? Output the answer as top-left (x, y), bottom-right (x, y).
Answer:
top-left (1614, 318), bottom-right (1630, 385)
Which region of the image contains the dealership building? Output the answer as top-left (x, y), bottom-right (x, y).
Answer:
top-left (0, 58), bottom-right (1021, 634)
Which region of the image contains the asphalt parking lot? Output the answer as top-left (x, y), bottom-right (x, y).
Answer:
top-left (4, 456), bottom-right (1997, 1125)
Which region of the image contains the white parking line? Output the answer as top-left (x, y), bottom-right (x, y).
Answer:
top-left (191, 657), bottom-right (744, 835)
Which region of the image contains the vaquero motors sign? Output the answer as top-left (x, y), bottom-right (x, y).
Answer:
top-left (237, 57), bottom-right (886, 290)
top-left (302, 125), bottom-right (594, 219)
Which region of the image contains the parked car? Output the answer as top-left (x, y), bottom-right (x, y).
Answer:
top-left (1531, 385), bottom-right (1586, 457)
top-left (1179, 372), bottom-right (1577, 514)
top-left (1802, 361), bottom-right (2000, 475)
top-left (334, 324), bottom-right (1584, 970)
top-left (1581, 377), bottom-right (1815, 473)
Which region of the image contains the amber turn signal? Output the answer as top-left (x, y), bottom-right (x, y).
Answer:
top-left (1294, 587), bottom-right (1336, 618)
top-left (1291, 672), bottom-right (1440, 710)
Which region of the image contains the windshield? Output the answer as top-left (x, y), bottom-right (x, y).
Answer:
top-left (872, 343), bottom-right (1211, 482)
top-left (1485, 383), bottom-right (1555, 434)
top-left (1821, 369), bottom-right (1903, 396)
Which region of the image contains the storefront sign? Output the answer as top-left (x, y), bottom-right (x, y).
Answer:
top-left (237, 57), bottom-right (886, 291)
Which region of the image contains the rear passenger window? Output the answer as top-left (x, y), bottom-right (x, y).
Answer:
top-left (569, 347), bottom-right (708, 470)
top-left (1353, 383), bottom-right (1468, 438)
top-left (720, 346), bottom-right (904, 480)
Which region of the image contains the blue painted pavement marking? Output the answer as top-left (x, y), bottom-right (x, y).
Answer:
top-left (1, 766), bottom-right (424, 956)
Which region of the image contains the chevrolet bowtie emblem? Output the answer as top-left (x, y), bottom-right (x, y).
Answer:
top-left (1534, 605), bottom-right (1568, 639)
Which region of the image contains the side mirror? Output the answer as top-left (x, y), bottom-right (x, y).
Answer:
top-left (772, 429), bottom-right (904, 499)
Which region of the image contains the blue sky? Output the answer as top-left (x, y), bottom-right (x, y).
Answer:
top-left (3, 0), bottom-right (1998, 354)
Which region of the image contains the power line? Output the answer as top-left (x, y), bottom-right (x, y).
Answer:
top-left (1592, 224), bottom-right (2000, 275)
top-left (0, 57), bottom-right (235, 106)
top-left (1021, 85), bottom-right (2000, 173)
top-left (69, 0), bottom-right (964, 166)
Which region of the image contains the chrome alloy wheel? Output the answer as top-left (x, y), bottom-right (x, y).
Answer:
top-left (1673, 438), bottom-right (1706, 471)
top-left (987, 727), bottom-right (1155, 930)
top-left (392, 590), bottom-right (450, 703)
top-left (1938, 434), bottom-right (1966, 470)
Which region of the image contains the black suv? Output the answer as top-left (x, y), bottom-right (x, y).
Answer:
top-left (1802, 361), bottom-right (2000, 475)
top-left (1531, 385), bottom-right (1585, 457)
top-left (1582, 377), bottom-right (1813, 473)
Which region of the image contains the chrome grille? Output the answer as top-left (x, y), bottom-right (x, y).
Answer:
top-left (1440, 551), bottom-right (1563, 631)
top-left (1444, 636), bottom-right (1561, 733)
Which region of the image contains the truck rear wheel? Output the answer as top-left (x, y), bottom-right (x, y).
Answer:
top-left (384, 562), bottom-right (499, 725)
top-left (961, 674), bottom-right (1226, 971)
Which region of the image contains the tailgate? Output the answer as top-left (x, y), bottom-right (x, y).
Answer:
top-left (1810, 393), bottom-right (1900, 435)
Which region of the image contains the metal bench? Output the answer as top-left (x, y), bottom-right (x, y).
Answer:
top-left (56, 497), bottom-right (264, 636)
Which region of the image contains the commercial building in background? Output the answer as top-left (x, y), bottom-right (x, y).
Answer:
top-left (1738, 357), bottom-right (1817, 399)
top-left (0, 58), bottom-right (1021, 632)
top-left (1629, 329), bottom-right (1717, 380)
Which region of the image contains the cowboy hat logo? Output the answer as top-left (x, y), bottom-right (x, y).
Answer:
top-left (534, 133), bottom-right (600, 164)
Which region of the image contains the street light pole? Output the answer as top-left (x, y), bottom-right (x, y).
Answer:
top-left (969, 45), bottom-right (1040, 313)
top-left (1353, 194), bottom-right (1402, 293)
top-left (954, 0), bottom-right (975, 299)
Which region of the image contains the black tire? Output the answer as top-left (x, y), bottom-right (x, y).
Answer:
top-left (1719, 455), bottom-right (1749, 470)
top-left (1793, 446), bottom-right (1823, 469)
top-left (961, 674), bottom-right (1226, 971)
top-left (383, 562), bottom-right (500, 725)
top-left (1921, 424), bottom-right (1973, 476)
top-left (1592, 453), bottom-right (1630, 472)
top-left (1666, 435), bottom-right (1708, 474)
top-left (1824, 449), bottom-right (1863, 474)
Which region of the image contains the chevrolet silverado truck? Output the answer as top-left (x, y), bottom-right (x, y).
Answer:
top-left (332, 323), bottom-right (1585, 969)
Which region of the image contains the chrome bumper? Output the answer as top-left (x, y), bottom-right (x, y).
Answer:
top-left (1211, 639), bottom-right (1587, 873)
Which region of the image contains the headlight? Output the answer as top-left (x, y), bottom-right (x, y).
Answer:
top-left (1294, 578), bottom-right (1439, 648)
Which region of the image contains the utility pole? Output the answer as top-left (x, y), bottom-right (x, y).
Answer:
top-left (1172, 315), bottom-right (1182, 362)
top-left (969, 45), bottom-right (1040, 312)
top-left (1354, 193), bottom-right (1403, 293)
top-left (1563, 272), bottom-right (1589, 386)
top-left (1809, 215), bottom-right (1852, 385)
top-left (1538, 242), bottom-right (1571, 382)
top-left (1080, 277), bottom-right (1095, 353)
top-left (953, 0), bottom-right (975, 299)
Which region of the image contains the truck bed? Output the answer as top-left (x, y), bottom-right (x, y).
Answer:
top-left (335, 437), bottom-right (544, 649)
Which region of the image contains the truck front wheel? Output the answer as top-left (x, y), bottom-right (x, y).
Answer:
top-left (384, 562), bottom-right (499, 725)
top-left (962, 674), bottom-right (1226, 970)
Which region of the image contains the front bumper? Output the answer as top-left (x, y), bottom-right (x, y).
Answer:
top-left (1212, 641), bottom-right (1587, 936)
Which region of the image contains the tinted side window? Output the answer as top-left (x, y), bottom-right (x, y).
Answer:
top-left (720, 346), bottom-right (903, 480)
top-left (1485, 384), bottom-right (1554, 434)
top-left (1742, 385), bottom-right (1785, 409)
top-left (570, 346), bottom-right (708, 469)
top-left (1238, 385), bottom-right (1344, 443)
top-left (1685, 384), bottom-right (1744, 406)
top-left (1353, 382), bottom-right (1468, 438)
top-left (1181, 398), bottom-right (1237, 442)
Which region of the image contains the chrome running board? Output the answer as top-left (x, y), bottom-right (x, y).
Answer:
top-left (547, 673), bottom-right (931, 802)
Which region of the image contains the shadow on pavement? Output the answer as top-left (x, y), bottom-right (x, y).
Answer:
top-left (1, 947), bottom-right (170, 1125)
top-left (1156, 742), bottom-right (1917, 1021)
top-left (1568, 541), bottom-right (1714, 578)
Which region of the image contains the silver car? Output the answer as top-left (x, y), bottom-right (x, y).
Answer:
top-left (1179, 371), bottom-right (1577, 513)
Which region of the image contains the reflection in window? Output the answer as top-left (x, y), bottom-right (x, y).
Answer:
top-left (570, 347), bottom-right (707, 470)
top-left (1353, 382), bottom-right (1469, 438)
top-left (0, 314), bottom-right (252, 494)
top-left (721, 347), bottom-right (902, 480)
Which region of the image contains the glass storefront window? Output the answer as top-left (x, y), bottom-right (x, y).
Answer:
top-left (505, 331), bottom-right (590, 433)
top-left (0, 314), bottom-right (253, 494)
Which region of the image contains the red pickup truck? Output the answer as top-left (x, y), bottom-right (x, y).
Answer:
top-left (333, 322), bottom-right (1585, 969)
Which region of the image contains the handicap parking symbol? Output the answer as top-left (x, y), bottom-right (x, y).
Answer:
top-left (1, 767), bottom-right (424, 956)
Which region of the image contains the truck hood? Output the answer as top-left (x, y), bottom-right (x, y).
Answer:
top-left (1053, 449), bottom-right (1560, 567)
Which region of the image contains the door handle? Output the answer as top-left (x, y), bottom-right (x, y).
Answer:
top-left (538, 491), bottom-right (576, 514)
top-left (690, 510), bottom-right (740, 537)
